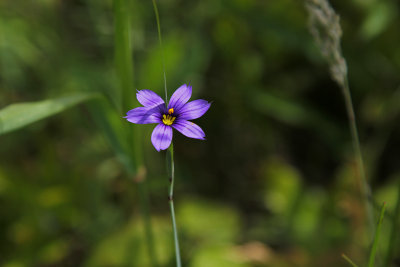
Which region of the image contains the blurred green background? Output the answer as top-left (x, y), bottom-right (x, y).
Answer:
top-left (1, 0), bottom-right (400, 266)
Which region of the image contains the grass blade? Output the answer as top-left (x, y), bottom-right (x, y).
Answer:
top-left (368, 202), bottom-right (386, 267)
top-left (342, 253), bottom-right (360, 267)
top-left (384, 182), bottom-right (400, 267)
top-left (113, 0), bottom-right (134, 113)
top-left (113, 1), bottom-right (158, 266)
top-left (0, 92), bottom-right (99, 135)
top-left (305, 0), bottom-right (375, 241)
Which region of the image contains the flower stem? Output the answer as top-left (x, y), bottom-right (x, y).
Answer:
top-left (150, 1), bottom-right (180, 264)
top-left (151, 0), bottom-right (168, 102)
top-left (167, 143), bottom-right (182, 267)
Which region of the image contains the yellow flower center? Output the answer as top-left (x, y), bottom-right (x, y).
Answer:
top-left (162, 114), bottom-right (176, 126)
top-left (168, 108), bottom-right (174, 114)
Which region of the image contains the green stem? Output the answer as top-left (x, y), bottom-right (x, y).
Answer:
top-left (150, 1), bottom-right (180, 264)
top-left (342, 77), bottom-right (375, 241)
top-left (342, 253), bottom-right (360, 267)
top-left (384, 180), bottom-right (400, 267)
top-left (168, 143), bottom-right (182, 267)
top-left (368, 202), bottom-right (386, 267)
top-left (151, 0), bottom-right (168, 101)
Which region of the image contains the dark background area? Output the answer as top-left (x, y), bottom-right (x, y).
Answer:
top-left (0, 0), bottom-right (399, 266)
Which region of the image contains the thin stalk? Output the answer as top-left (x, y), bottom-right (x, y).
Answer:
top-left (384, 181), bottom-right (400, 267)
top-left (305, 0), bottom-right (375, 241)
top-left (150, 1), bottom-right (181, 265)
top-left (168, 143), bottom-right (182, 267)
top-left (342, 253), bottom-right (360, 267)
top-left (368, 202), bottom-right (386, 267)
top-left (342, 77), bottom-right (375, 240)
top-left (151, 0), bottom-right (168, 101)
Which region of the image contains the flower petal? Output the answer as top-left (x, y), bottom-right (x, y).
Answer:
top-left (151, 124), bottom-right (173, 151)
top-left (168, 84), bottom-right (192, 111)
top-left (124, 107), bottom-right (161, 124)
top-left (172, 119), bottom-right (205, 140)
top-left (178, 99), bottom-right (211, 120)
top-left (136, 89), bottom-right (165, 108)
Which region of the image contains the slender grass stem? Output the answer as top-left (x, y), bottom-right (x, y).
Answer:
top-left (305, 0), bottom-right (375, 241)
top-left (384, 181), bottom-right (400, 267)
top-left (342, 253), bottom-right (360, 267)
top-left (167, 143), bottom-right (182, 267)
top-left (342, 77), bottom-right (375, 240)
top-left (368, 202), bottom-right (386, 267)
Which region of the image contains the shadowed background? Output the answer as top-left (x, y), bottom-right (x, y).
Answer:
top-left (0, 0), bottom-right (399, 266)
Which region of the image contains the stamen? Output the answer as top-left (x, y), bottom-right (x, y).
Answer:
top-left (168, 108), bottom-right (174, 114)
top-left (162, 114), bottom-right (176, 126)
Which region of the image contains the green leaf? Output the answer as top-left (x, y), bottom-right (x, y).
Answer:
top-left (0, 92), bottom-right (99, 135)
top-left (113, 0), bottom-right (134, 113)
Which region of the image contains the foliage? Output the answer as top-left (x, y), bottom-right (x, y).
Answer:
top-left (0, 0), bottom-right (399, 266)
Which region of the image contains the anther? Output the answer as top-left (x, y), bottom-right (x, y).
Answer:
top-left (162, 114), bottom-right (176, 126)
top-left (168, 108), bottom-right (174, 114)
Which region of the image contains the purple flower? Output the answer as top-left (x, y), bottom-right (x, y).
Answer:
top-left (124, 84), bottom-right (211, 151)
